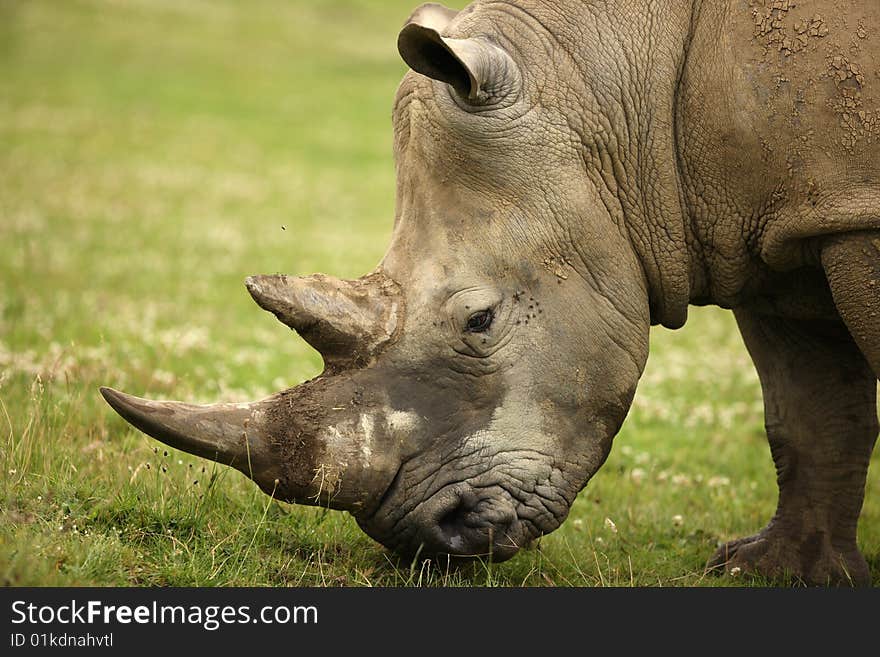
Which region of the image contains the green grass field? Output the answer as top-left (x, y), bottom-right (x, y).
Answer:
top-left (2, 0), bottom-right (877, 587)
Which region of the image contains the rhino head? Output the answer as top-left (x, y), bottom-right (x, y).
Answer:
top-left (102, 2), bottom-right (654, 561)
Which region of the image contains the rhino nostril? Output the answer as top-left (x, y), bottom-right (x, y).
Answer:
top-left (437, 498), bottom-right (471, 538)
top-left (435, 493), bottom-right (492, 554)
top-left (432, 491), bottom-right (521, 557)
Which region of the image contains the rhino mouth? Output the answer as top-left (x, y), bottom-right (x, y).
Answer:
top-left (358, 455), bottom-right (576, 562)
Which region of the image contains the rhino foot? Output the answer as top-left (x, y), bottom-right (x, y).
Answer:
top-left (707, 525), bottom-right (870, 587)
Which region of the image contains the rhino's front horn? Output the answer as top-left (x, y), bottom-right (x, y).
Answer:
top-left (245, 271), bottom-right (400, 369)
top-left (99, 387), bottom-right (282, 494)
top-left (101, 376), bottom-right (402, 513)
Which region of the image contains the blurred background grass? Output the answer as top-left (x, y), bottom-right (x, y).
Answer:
top-left (1, 0), bottom-right (876, 586)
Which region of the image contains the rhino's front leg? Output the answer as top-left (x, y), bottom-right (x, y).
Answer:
top-left (708, 308), bottom-right (877, 586)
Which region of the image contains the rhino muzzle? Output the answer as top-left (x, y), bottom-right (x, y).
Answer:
top-left (383, 481), bottom-right (528, 562)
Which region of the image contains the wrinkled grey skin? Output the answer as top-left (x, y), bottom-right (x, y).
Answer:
top-left (103, 0), bottom-right (880, 584)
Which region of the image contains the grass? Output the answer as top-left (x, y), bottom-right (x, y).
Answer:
top-left (1, 0), bottom-right (877, 587)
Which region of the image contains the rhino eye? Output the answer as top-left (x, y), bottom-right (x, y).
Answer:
top-left (465, 309), bottom-right (494, 333)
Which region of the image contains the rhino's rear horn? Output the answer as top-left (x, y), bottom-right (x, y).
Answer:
top-left (245, 271), bottom-right (400, 369)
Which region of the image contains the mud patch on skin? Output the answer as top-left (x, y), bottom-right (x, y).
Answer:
top-left (542, 254), bottom-right (573, 281)
top-left (825, 52), bottom-right (880, 152)
top-left (262, 374), bottom-right (399, 510)
top-left (745, 0), bottom-right (880, 178)
top-left (750, 0), bottom-right (829, 57)
top-left (747, 1), bottom-right (829, 173)
top-left (385, 409), bottom-right (421, 438)
top-left (309, 462), bottom-right (344, 503)
top-left (263, 376), bottom-right (337, 504)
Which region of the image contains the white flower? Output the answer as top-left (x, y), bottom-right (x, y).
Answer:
top-left (630, 468), bottom-right (646, 484)
top-left (708, 476), bottom-right (731, 488)
top-left (672, 514), bottom-right (684, 527)
top-left (604, 517), bottom-right (618, 533)
top-left (730, 567), bottom-right (742, 577)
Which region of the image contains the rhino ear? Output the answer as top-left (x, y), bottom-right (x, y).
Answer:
top-left (403, 2), bottom-right (459, 32)
top-left (398, 4), bottom-right (520, 106)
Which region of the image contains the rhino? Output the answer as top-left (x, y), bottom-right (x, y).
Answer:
top-left (101, 0), bottom-right (880, 585)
